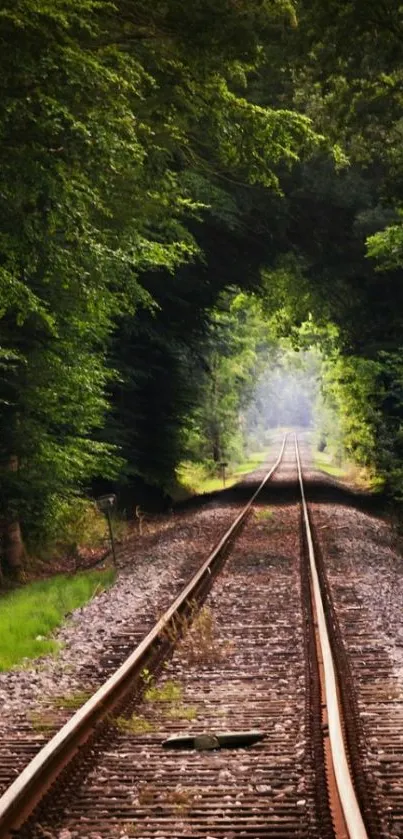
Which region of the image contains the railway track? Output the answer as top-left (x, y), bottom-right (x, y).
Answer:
top-left (0, 434), bottom-right (395, 838)
top-left (307, 465), bottom-right (403, 839)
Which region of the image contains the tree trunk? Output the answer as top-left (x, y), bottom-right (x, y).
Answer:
top-left (3, 456), bottom-right (25, 577)
top-left (4, 520), bottom-right (25, 575)
top-left (210, 367), bottom-right (221, 463)
top-left (212, 437), bottom-right (221, 463)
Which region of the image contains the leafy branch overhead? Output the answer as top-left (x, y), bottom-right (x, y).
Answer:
top-left (0, 0), bottom-right (318, 570)
top-left (2, 0), bottom-right (403, 573)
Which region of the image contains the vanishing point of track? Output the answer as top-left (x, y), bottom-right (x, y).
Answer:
top-left (0, 435), bottom-right (387, 837)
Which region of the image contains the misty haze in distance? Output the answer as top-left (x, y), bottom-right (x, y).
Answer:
top-left (244, 352), bottom-right (321, 449)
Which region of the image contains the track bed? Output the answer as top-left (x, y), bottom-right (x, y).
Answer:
top-left (5, 435), bottom-right (403, 839)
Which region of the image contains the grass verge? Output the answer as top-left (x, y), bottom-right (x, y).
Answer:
top-left (314, 451), bottom-right (383, 491)
top-left (175, 449), bottom-right (271, 496)
top-left (314, 453), bottom-right (347, 478)
top-left (0, 568), bottom-right (115, 672)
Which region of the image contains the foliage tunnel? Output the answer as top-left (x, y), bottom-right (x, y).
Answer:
top-left (1, 0), bottom-right (403, 576)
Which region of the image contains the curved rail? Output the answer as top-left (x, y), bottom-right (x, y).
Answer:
top-left (295, 434), bottom-right (368, 839)
top-left (0, 436), bottom-right (287, 838)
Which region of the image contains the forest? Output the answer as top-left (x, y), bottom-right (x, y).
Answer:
top-left (1, 0), bottom-right (403, 579)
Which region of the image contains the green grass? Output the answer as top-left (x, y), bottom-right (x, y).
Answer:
top-left (315, 452), bottom-right (385, 492)
top-left (166, 704), bottom-right (198, 720)
top-left (0, 568), bottom-right (115, 672)
top-left (314, 454), bottom-right (347, 478)
top-left (29, 711), bottom-right (59, 733)
top-left (254, 508), bottom-right (274, 521)
top-left (115, 714), bottom-right (156, 734)
top-left (176, 449), bottom-right (271, 495)
top-left (145, 679), bottom-right (183, 702)
top-left (51, 690), bottom-right (94, 710)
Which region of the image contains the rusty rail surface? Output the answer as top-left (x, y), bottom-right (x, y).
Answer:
top-left (295, 435), bottom-right (369, 839)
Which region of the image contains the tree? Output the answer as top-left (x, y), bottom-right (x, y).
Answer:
top-left (179, 291), bottom-right (275, 467)
top-left (1, 0), bottom-right (322, 573)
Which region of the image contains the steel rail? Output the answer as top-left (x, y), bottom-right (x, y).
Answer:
top-left (0, 435), bottom-right (287, 838)
top-left (295, 434), bottom-right (368, 839)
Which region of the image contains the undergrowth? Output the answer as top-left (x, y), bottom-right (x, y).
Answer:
top-left (0, 569), bottom-right (115, 671)
top-left (28, 496), bottom-right (128, 562)
top-left (180, 605), bottom-right (233, 665)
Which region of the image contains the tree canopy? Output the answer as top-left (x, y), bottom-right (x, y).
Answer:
top-left (2, 0), bottom-right (403, 576)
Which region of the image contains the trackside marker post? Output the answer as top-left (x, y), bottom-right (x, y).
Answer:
top-left (97, 494), bottom-right (117, 567)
